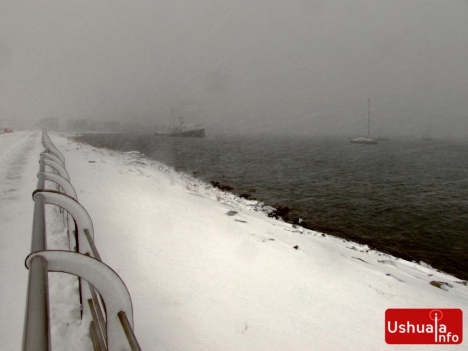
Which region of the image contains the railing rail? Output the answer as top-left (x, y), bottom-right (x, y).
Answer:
top-left (23, 129), bottom-right (142, 350)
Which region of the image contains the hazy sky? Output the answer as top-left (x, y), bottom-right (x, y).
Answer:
top-left (1, 0), bottom-right (468, 137)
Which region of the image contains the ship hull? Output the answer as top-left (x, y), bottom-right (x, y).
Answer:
top-left (350, 138), bottom-right (378, 144)
top-left (155, 128), bottom-right (205, 138)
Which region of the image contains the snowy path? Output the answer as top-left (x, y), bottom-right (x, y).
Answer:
top-left (0, 131), bottom-right (44, 350)
top-left (0, 131), bottom-right (39, 197)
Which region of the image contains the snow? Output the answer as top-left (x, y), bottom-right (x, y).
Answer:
top-left (1, 130), bottom-right (467, 350)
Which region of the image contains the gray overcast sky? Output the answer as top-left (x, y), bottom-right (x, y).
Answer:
top-left (1, 0), bottom-right (468, 137)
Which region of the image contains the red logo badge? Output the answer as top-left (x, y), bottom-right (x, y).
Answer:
top-left (385, 309), bottom-right (463, 344)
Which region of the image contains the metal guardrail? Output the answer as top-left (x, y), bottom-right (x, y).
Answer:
top-left (23, 129), bottom-right (142, 351)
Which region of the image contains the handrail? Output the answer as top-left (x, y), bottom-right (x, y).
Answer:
top-left (23, 129), bottom-right (142, 351)
top-left (23, 194), bottom-right (50, 351)
top-left (43, 147), bottom-right (66, 166)
top-left (41, 159), bottom-right (70, 181)
top-left (42, 143), bottom-right (66, 165)
top-left (37, 172), bottom-right (77, 199)
top-left (40, 152), bottom-right (64, 166)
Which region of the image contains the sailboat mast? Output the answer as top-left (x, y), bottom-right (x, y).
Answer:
top-left (367, 98), bottom-right (370, 139)
top-left (171, 107), bottom-right (174, 129)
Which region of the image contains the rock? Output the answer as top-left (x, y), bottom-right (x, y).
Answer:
top-left (239, 193), bottom-right (256, 200)
top-left (293, 218), bottom-right (306, 226)
top-left (211, 181), bottom-right (233, 192)
top-left (430, 281), bottom-right (453, 291)
top-left (454, 280), bottom-right (468, 286)
top-left (268, 205), bottom-right (291, 220)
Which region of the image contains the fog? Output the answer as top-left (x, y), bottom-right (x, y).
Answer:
top-left (1, 0), bottom-right (468, 137)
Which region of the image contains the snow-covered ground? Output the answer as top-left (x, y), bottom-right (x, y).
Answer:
top-left (1, 130), bottom-right (467, 350)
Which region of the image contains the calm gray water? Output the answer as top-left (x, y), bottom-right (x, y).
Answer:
top-left (76, 133), bottom-right (468, 280)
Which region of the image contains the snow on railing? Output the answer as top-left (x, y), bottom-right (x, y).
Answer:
top-left (23, 129), bottom-right (142, 351)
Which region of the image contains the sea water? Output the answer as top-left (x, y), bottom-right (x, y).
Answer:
top-left (75, 133), bottom-right (468, 280)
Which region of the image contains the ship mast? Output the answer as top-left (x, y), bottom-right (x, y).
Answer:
top-left (171, 107), bottom-right (174, 129)
top-left (367, 98), bottom-right (370, 139)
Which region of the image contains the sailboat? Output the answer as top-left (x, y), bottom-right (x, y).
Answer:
top-left (350, 99), bottom-right (378, 144)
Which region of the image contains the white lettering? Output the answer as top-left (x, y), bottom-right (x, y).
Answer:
top-left (388, 321), bottom-right (439, 334)
top-left (387, 321), bottom-right (398, 333)
top-left (386, 311), bottom-right (460, 344)
top-left (416, 324), bottom-right (425, 333)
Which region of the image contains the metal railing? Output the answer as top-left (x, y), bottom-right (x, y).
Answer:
top-left (23, 129), bottom-right (142, 351)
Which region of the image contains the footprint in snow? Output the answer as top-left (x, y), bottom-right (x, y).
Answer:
top-left (385, 273), bottom-right (404, 282)
top-left (378, 259), bottom-right (397, 267)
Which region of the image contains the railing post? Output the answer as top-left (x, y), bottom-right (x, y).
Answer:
top-left (88, 300), bottom-right (107, 350)
top-left (118, 312), bottom-right (143, 351)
